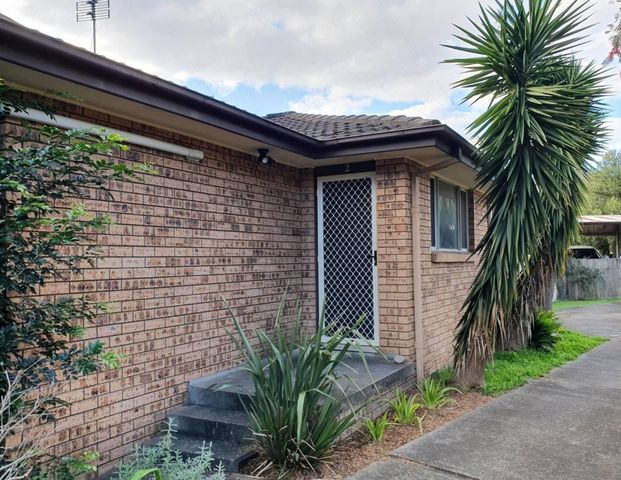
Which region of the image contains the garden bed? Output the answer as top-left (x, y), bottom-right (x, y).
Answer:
top-left (242, 391), bottom-right (491, 479)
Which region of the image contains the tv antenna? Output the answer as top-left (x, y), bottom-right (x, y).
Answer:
top-left (76, 0), bottom-right (110, 54)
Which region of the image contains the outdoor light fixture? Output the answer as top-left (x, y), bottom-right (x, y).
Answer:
top-left (257, 148), bottom-right (274, 166)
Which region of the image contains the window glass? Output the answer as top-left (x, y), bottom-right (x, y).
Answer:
top-left (431, 178), bottom-right (470, 251)
top-left (460, 190), bottom-right (468, 250)
top-left (430, 179), bottom-right (436, 247)
top-left (437, 181), bottom-right (458, 249)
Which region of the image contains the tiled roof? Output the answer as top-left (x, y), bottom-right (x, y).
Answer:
top-left (264, 111), bottom-right (441, 141)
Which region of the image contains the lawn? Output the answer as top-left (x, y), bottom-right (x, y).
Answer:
top-left (484, 329), bottom-right (606, 395)
top-left (552, 298), bottom-right (621, 311)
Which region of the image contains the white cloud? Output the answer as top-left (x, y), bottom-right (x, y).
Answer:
top-left (289, 88), bottom-right (373, 115)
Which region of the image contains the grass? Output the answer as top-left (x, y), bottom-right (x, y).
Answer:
top-left (484, 329), bottom-right (606, 395)
top-left (552, 298), bottom-right (621, 311)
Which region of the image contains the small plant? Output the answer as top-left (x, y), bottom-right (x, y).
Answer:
top-left (530, 310), bottom-right (562, 352)
top-left (432, 367), bottom-right (454, 386)
top-left (228, 295), bottom-right (370, 477)
top-left (114, 419), bottom-right (225, 480)
top-left (389, 389), bottom-right (422, 425)
top-left (417, 378), bottom-right (460, 410)
top-left (365, 413), bottom-right (391, 442)
top-left (130, 469), bottom-right (162, 480)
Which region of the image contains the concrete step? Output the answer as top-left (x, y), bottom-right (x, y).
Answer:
top-left (169, 405), bottom-right (252, 444)
top-left (188, 354), bottom-right (415, 412)
top-left (188, 380), bottom-right (253, 411)
top-left (170, 433), bottom-right (257, 473)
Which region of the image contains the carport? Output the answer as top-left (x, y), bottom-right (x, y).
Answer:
top-left (579, 215), bottom-right (621, 258)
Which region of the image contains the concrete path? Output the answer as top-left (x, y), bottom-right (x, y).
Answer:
top-left (347, 303), bottom-right (621, 480)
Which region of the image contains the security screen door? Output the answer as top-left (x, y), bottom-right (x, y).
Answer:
top-left (317, 172), bottom-right (379, 344)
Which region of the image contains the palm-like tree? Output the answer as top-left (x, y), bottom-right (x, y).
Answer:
top-left (447, 0), bottom-right (608, 386)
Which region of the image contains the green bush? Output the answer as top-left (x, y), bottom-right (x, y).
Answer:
top-left (530, 310), bottom-right (562, 352)
top-left (365, 413), bottom-right (391, 442)
top-left (431, 367), bottom-right (455, 385)
top-left (417, 378), bottom-right (460, 410)
top-left (228, 297), bottom-right (368, 476)
top-left (114, 419), bottom-right (225, 480)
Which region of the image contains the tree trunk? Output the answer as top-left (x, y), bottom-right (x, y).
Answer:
top-left (498, 322), bottom-right (528, 351)
top-left (455, 353), bottom-right (486, 388)
top-left (542, 275), bottom-right (556, 311)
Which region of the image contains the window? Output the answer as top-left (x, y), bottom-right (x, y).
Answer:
top-left (430, 178), bottom-right (469, 251)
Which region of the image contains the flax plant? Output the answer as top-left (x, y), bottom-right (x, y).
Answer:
top-left (227, 297), bottom-right (371, 477)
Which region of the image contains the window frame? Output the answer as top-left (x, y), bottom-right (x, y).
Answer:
top-left (430, 177), bottom-right (470, 252)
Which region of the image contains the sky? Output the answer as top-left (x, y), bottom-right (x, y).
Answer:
top-left (2, 0), bottom-right (621, 151)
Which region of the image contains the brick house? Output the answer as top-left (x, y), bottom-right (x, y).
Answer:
top-left (0, 16), bottom-right (486, 474)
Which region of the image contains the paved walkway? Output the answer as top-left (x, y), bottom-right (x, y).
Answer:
top-left (347, 304), bottom-right (621, 480)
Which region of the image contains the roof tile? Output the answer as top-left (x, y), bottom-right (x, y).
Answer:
top-left (264, 111), bottom-right (441, 141)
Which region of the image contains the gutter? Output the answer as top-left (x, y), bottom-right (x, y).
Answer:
top-left (0, 17), bottom-right (478, 165)
top-left (0, 17), bottom-right (321, 157)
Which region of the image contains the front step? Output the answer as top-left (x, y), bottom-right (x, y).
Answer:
top-left (169, 405), bottom-right (251, 444)
top-left (155, 354), bottom-right (415, 474)
top-left (188, 377), bottom-right (252, 411)
top-left (170, 433), bottom-right (257, 473)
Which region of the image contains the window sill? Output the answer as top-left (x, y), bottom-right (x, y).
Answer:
top-left (431, 251), bottom-right (475, 263)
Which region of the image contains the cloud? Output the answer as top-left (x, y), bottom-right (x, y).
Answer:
top-left (289, 88), bottom-right (373, 115)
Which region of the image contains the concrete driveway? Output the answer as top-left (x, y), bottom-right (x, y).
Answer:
top-left (347, 303), bottom-right (621, 480)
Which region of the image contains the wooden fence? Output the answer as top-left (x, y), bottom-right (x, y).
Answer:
top-left (557, 258), bottom-right (621, 300)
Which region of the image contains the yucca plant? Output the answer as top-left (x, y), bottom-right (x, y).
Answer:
top-left (417, 378), bottom-right (460, 410)
top-left (227, 297), bottom-right (369, 477)
top-left (389, 389), bottom-right (422, 427)
top-left (365, 413), bottom-right (391, 443)
top-left (447, 0), bottom-right (608, 386)
top-left (530, 310), bottom-right (562, 351)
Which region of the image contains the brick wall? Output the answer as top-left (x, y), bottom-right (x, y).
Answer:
top-left (376, 160), bottom-right (415, 358)
top-left (4, 100), bottom-right (316, 473)
top-left (376, 158), bottom-right (486, 374)
top-left (419, 176), bottom-right (486, 374)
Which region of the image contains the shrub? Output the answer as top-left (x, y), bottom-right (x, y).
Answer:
top-left (389, 389), bottom-right (422, 427)
top-left (417, 378), bottom-right (460, 409)
top-left (228, 297), bottom-right (368, 476)
top-left (365, 413), bottom-right (391, 442)
top-left (0, 79), bottom-right (153, 478)
top-left (114, 419), bottom-right (225, 480)
top-left (530, 310), bottom-right (562, 352)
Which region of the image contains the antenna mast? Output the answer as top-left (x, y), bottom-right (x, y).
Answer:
top-left (76, 0), bottom-right (110, 54)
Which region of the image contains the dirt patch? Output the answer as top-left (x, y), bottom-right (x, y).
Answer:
top-left (242, 391), bottom-right (491, 479)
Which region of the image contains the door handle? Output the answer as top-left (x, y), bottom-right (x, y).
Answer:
top-left (368, 250), bottom-right (377, 266)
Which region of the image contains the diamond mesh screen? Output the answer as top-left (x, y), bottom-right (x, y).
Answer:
top-left (320, 177), bottom-right (376, 340)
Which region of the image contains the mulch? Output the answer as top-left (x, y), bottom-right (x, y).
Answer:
top-left (241, 391), bottom-right (492, 479)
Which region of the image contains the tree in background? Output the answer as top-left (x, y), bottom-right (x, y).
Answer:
top-left (585, 150), bottom-right (621, 214)
top-left (581, 150), bottom-right (621, 255)
top-left (446, 0), bottom-right (608, 386)
top-left (0, 79), bottom-right (153, 477)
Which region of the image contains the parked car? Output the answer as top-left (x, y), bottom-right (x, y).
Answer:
top-left (569, 246), bottom-right (603, 259)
